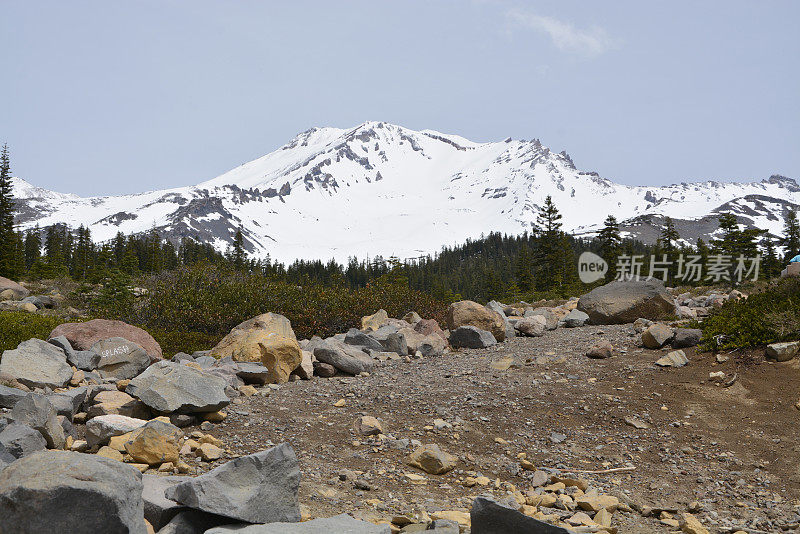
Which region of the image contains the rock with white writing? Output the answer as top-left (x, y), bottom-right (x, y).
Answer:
top-left (50, 319), bottom-right (163, 361)
top-left (91, 338), bottom-right (151, 380)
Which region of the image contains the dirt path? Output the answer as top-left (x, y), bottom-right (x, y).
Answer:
top-left (202, 324), bottom-right (800, 532)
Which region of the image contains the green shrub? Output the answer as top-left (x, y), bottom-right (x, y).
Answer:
top-left (0, 312), bottom-right (66, 352)
top-left (103, 264), bottom-right (449, 341)
top-left (700, 278), bottom-right (800, 351)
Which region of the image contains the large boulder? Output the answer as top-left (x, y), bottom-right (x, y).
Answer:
top-left (313, 338), bottom-right (375, 375)
top-left (562, 309), bottom-right (589, 328)
top-left (85, 414), bottom-right (148, 448)
top-left (672, 328), bottom-right (703, 349)
top-left (577, 280), bottom-right (676, 324)
top-left (9, 394), bottom-right (65, 449)
top-left (414, 319), bottom-right (448, 342)
top-left (0, 450), bottom-right (148, 534)
top-left (87, 390), bottom-right (149, 419)
top-left (470, 495), bottom-right (574, 534)
top-left (206, 514), bottom-right (391, 533)
top-left (446, 301), bottom-right (506, 342)
top-left (165, 443), bottom-right (301, 524)
top-left (361, 309), bottom-right (389, 331)
top-left (642, 323), bottom-right (674, 349)
top-left (91, 337), bottom-right (152, 380)
top-left (399, 327), bottom-right (447, 357)
top-left (126, 361), bottom-right (230, 414)
top-left (209, 313), bottom-right (302, 384)
top-left (514, 316), bottom-right (546, 337)
top-left (124, 420), bottom-right (182, 466)
top-left (0, 277), bottom-right (30, 300)
top-left (371, 326), bottom-right (408, 356)
top-left (0, 339), bottom-right (72, 390)
top-left (344, 329), bottom-right (385, 352)
top-left (49, 335), bottom-right (101, 371)
top-left (49, 319), bottom-right (163, 361)
top-left (524, 308), bottom-right (559, 331)
top-left (449, 326), bottom-right (496, 349)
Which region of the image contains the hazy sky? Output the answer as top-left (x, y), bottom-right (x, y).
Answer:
top-left (2, 1), bottom-right (798, 196)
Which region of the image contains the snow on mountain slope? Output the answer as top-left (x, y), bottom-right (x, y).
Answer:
top-left (11, 122), bottom-right (800, 262)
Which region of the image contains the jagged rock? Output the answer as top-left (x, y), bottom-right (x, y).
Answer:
top-left (50, 318), bottom-right (163, 361)
top-left (0, 276), bottom-right (30, 300)
top-left (355, 415), bottom-right (383, 436)
top-left (292, 351), bottom-right (314, 380)
top-left (524, 308), bottom-right (558, 330)
top-left (515, 316), bottom-right (546, 337)
top-left (0, 339), bottom-right (72, 389)
top-left (470, 495), bottom-right (575, 533)
top-left (206, 514), bottom-right (391, 533)
top-left (414, 319), bottom-right (448, 342)
top-left (406, 444), bottom-right (457, 474)
top-left (449, 326), bottom-right (496, 349)
top-left (234, 362), bottom-right (271, 385)
top-left (672, 328), bottom-right (702, 349)
top-left (91, 337), bottom-right (152, 380)
top-left (313, 361), bottom-right (337, 377)
top-left (562, 309), bottom-right (589, 328)
top-left (0, 384), bottom-right (26, 409)
top-left (88, 390), bottom-right (150, 419)
top-left (125, 420), bottom-right (182, 466)
top-left (0, 442), bottom-right (14, 470)
top-left (402, 311), bottom-right (422, 325)
top-left (371, 326), bottom-right (408, 356)
top-left (165, 443), bottom-right (301, 524)
top-left (446, 301), bottom-right (506, 342)
top-left (209, 313), bottom-right (302, 384)
top-left (126, 361), bottom-right (230, 414)
top-left (361, 309), bottom-right (389, 331)
top-left (344, 329), bottom-right (385, 352)
top-left (577, 280), bottom-right (676, 324)
top-left (0, 450), bottom-right (148, 534)
top-left (0, 423), bottom-right (47, 459)
top-left (766, 341), bottom-right (800, 362)
top-left (399, 327), bottom-right (447, 357)
top-left (655, 350), bottom-right (689, 368)
top-left (9, 393), bottom-right (65, 449)
top-left (642, 323), bottom-right (674, 349)
top-left (486, 300), bottom-right (515, 339)
top-left (586, 340), bottom-right (613, 359)
top-left (313, 338), bottom-right (375, 375)
top-left (85, 414), bottom-right (148, 448)
top-left (142, 474), bottom-right (191, 530)
top-left (48, 335), bottom-right (102, 371)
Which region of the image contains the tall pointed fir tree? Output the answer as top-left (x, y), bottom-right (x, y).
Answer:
top-left (658, 217), bottom-right (680, 282)
top-left (781, 210), bottom-right (800, 260)
top-left (515, 241), bottom-right (535, 293)
top-left (0, 144), bottom-right (17, 278)
top-left (24, 227), bottom-right (42, 271)
top-left (533, 195), bottom-right (564, 289)
top-left (231, 227), bottom-right (247, 271)
top-left (597, 215), bottom-right (622, 281)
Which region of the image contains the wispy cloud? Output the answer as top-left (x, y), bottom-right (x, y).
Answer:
top-left (506, 9), bottom-right (616, 57)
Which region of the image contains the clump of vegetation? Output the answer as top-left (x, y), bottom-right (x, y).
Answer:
top-left (0, 311), bottom-right (65, 352)
top-left (98, 263), bottom-right (448, 342)
top-left (700, 277), bottom-right (800, 351)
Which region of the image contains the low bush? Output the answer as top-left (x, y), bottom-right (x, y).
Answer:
top-left (0, 312), bottom-right (66, 352)
top-left (700, 278), bottom-right (800, 351)
top-left (98, 264), bottom-right (449, 342)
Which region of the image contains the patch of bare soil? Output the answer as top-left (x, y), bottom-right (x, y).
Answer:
top-left (197, 325), bottom-right (800, 532)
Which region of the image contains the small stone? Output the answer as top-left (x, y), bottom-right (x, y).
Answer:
top-left (238, 385), bottom-right (257, 397)
top-left (196, 442), bottom-right (224, 461)
top-left (655, 350), bottom-right (689, 368)
top-left (96, 445), bottom-right (124, 461)
top-left (586, 340), bottom-right (613, 359)
top-left (202, 411), bottom-right (227, 423)
top-left (406, 444), bottom-right (457, 474)
top-left (680, 512), bottom-right (710, 534)
top-left (355, 416), bottom-right (383, 436)
top-left (333, 399), bottom-right (346, 407)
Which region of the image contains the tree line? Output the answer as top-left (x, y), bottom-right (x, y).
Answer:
top-left (1, 144), bottom-right (799, 302)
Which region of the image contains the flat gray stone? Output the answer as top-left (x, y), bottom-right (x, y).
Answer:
top-left (165, 443), bottom-right (300, 524)
top-left (85, 414), bottom-right (148, 448)
top-left (142, 474), bottom-right (191, 530)
top-left (655, 350), bottom-right (689, 368)
top-left (314, 339), bottom-right (375, 375)
top-left (205, 514), bottom-right (391, 533)
top-left (562, 309), bottom-right (589, 328)
top-left (0, 385), bottom-right (27, 409)
top-left (449, 326), bottom-right (497, 349)
top-left (0, 339), bottom-right (72, 390)
top-left (234, 362), bottom-right (271, 385)
top-left (126, 361), bottom-right (229, 414)
top-left (0, 423), bottom-right (47, 459)
top-left (344, 329), bottom-right (385, 352)
top-left (0, 450), bottom-right (147, 534)
top-left (9, 393), bottom-right (65, 449)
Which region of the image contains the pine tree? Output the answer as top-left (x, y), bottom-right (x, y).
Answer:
top-left (24, 227), bottom-right (42, 270)
top-left (0, 144), bottom-right (17, 277)
top-left (533, 195), bottom-right (564, 289)
top-left (781, 210), bottom-right (800, 260)
top-left (515, 242), bottom-right (535, 292)
top-left (231, 227), bottom-right (246, 270)
top-left (658, 217), bottom-right (680, 282)
top-left (761, 237), bottom-right (780, 279)
top-left (597, 215), bottom-right (621, 281)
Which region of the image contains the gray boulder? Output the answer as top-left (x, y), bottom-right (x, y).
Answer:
top-left (449, 326), bottom-right (497, 349)
top-left (486, 301), bottom-right (515, 339)
top-left (371, 326), bottom-right (408, 356)
top-left (765, 341), bottom-right (800, 362)
top-left (165, 443), bottom-right (300, 524)
top-left (142, 474), bottom-right (191, 530)
top-left (470, 495), bottom-right (575, 533)
top-left (313, 339), bottom-right (375, 375)
top-left (0, 442), bottom-right (14, 470)
top-left (344, 329), bottom-right (385, 352)
top-left (577, 279), bottom-right (676, 324)
top-left (85, 414), bottom-right (148, 448)
top-left (9, 393), bottom-right (65, 449)
top-left (514, 316), bottom-right (546, 337)
top-left (655, 350), bottom-right (689, 368)
top-left (205, 514), bottom-right (391, 533)
top-left (92, 337), bottom-right (151, 380)
top-left (126, 360), bottom-right (230, 414)
top-left (0, 384), bottom-right (27, 409)
top-left (0, 423), bottom-right (47, 459)
top-left (0, 339), bottom-right (72, 389)
top-left (49, 387), bottom-right (89, 419)
top-left (524, 308), bottom-right (558, 330)
top-left (672, 328), bottom-right (702, 349)
top-left (562, 309), bottom-right (589, 328)
top-left (0, 450), bottom-right (148, 534)
top-left (642, 323), bottom-right (674, 349)
top-left (234, 362), bottom-right (271, 385)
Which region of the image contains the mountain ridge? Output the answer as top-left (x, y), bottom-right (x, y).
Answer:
top-left (11, 122), bottom-right (799, 262)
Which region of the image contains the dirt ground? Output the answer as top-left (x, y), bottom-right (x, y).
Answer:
top-left (197, 324), bottom-right (800, 533)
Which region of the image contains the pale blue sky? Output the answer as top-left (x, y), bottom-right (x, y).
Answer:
top-left (2, 1), bottom-right (798, 196)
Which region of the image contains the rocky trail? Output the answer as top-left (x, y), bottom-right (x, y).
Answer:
top-left (1, 276), bottom-right (799, 533)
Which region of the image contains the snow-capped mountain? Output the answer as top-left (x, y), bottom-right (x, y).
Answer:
top-left (11, 121), bottom-right (799, 262)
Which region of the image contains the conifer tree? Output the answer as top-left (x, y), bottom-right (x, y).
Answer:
top-left (534, 195), bottom-right (564, 289)
top-left (0, 144), bottom-right (17, 277)
top-left (231, 227), bottom-right (247, 270)
top-left (597, 215), bottom-right (621, 281)
top-left (761, 237), bottom-right (780, 279)
top-left (781, 210), bottom-right (800, 260)
top-left (24, 227), bottom-right (42, 270)
top-left (658, 217), bottom-right (680, 282)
